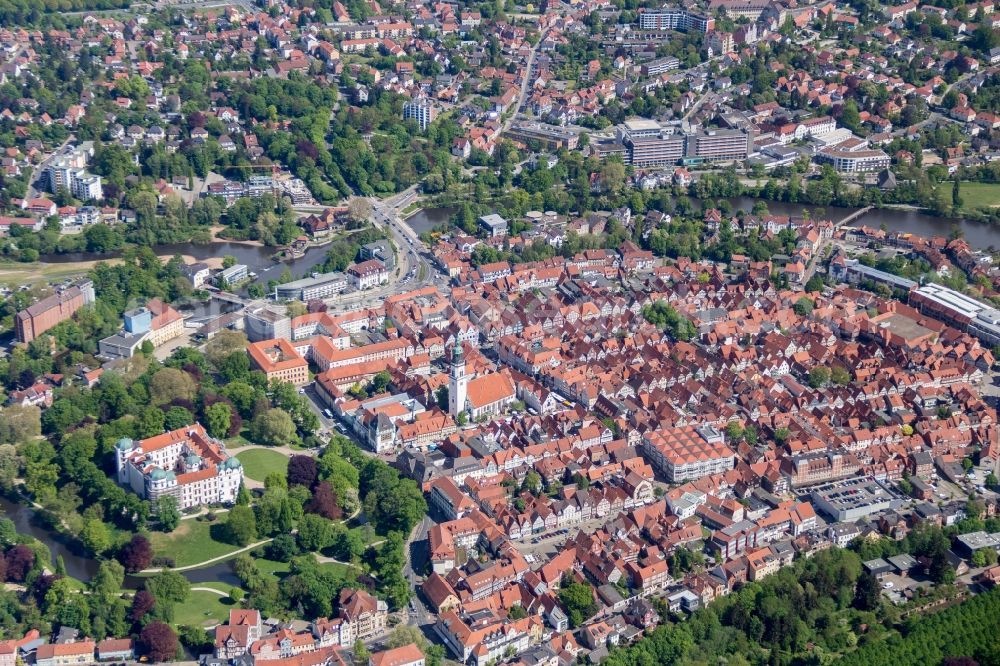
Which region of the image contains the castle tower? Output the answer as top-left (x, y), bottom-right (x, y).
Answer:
top-left (448, 343), bottom-right (468, 418)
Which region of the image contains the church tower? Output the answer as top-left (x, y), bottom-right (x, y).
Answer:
top-left (449, 343), bottom-right (468, 418)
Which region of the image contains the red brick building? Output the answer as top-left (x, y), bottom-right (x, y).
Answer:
top-left (15, 280), bottom-right (95, 343)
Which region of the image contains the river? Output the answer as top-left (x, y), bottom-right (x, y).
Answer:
top-left (722, 197), bottom-right (1000, 249)
top-left (40, 241), bottom-right (335, 278)
top-left (409, 202), bottom-right (999, 250)
top-left (0, 495), bottom-right (242, 588)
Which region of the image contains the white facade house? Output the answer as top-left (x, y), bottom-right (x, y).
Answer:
top-left (115, 424), bottom-right (243, 510)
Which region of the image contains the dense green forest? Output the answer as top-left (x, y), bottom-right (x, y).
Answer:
top-left (838, 587), bottom-right (1000, 666)
top-left (0, 0), bottom-right (130, 26)
top-left (599, 543), bottom-right (1000, 666)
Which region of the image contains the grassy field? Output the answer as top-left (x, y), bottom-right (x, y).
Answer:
top-left (147, 519), bottom-right (240, 568)
top-left (193, 581), bottom-right (244, 595)
top-left (0, 261), bottom-right (103, 288)
top-left (255, 556), bottom-right (359, 583)
top-left (937, 181), bottom-right (1000, 212)
top-left (174, 588), bottom-right (236, 627)
top-left (957, 182), bottom-right (1000, 209)
top-left (235, 449), bottom-right (289, 483)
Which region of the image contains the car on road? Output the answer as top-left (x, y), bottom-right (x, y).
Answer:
top-left (323, 408), bottom-right (334, 419)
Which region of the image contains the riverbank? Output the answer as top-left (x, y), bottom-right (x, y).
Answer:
top-left (0, 259), bottom-right (116, 287)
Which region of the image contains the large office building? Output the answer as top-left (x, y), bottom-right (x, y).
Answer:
top-left (15, 279), bottom-right (96, 343)
top-left (810, 477), bottom-right (899, 522)
top-left (817, 148), bottom-right (891, 172)
top-left (274, 271), bottom-right (349, 301)
top-left (245, 306), bottom-right (292, 342)
top-left (504, 121), bottom-right (580, 151)
top-left (642, 425), bottom-right (735, 482)
top-left (616, 119), bottom-right (752, 166)
top-left (685, 129), bottom-right (753, 162)
top-left (910, 282), bottom-right (1000, 346)
top-left (618, 119), bottom-right (686, 167)
top-left (98, 298), bottom-right (185, 360)
top-left (247, 338), bottom-right (310, 386)
top-left (638, 7), bottom-right (714, 32)
top-left (115, 424), bottom-right (243, 510)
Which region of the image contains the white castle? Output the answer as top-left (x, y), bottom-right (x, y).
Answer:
top-left (115, 423), bottom-right (243, 510)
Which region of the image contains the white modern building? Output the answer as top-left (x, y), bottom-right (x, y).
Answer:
top-left (403, 99), bottom-right (436, 130)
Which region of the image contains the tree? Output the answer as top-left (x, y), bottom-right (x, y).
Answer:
top-left (558, 577), bottom-right (597, 627)
top-left (387, 625), bottom-right (428, 650)
top-left (973, 548), bottom-right (998, 568)
top-left (90, 560), bottom-right (125, 600)
top-left (348, 198), bottom-right (374, 222)
top-left (288, 456), bottom-right (318, 488)
top-left (805, 275), bottom-right (824, 293)
top-left (147, 570), bottom-right (189, 607)
top-left (0, 519), bottom-right (15, 546)
top-left (224, 505), bottom-right (258, 546)
top-left (205, 330), bottom-right (249, 366)
top-left (155, 496), bottom-right (181, 532)
top-left (297, 514), bottom-right (335, 551)
top-left (81, 518), bottom-right (113, 556)
top-left (164, 406), bottom-right (194, 431)
top-left (353, 640), bottom-right (369, 662)
top-left (930, 546), bottom-right (956, 584)
top-left (0, 404), bottom-right (41, 444)
top-left (266, 534), bottom-right (299, 562)
top-left (830, 366), bottom-right (851, 386)
top-left (119, 534), bottom-right (154, 573)
top-left (5, 544), bottom-right (35, 582)
top-left (987, 473), bottom-right (998, 489)
top-left (808, 366), bottom-right (831, 388)
top-left (898, 478), bottom-right (914, 496)
top-left (793, 297), bottom-right (815, 316)
top-left (523, 471), bottom-right (542, 495)
top-left (130, 589), bottom-right (156, 623)
top-left (149, 368), bottom-right (197, 405)
top-left (229, 587), bottom-right (244, 604)
top-left (840, 98), bottom-right (862, 133)
top-left (141, 621), bottom-right (178, 662)
top-left (598, 160), bottom-right (626, 196)
top-left (205, 402), bottom-right (233, 439)
top-left (249, 408), bottom-right (298, 447)
top-left (853, 570), bottom-right (880, 611)
top-left (307, 481), bottom-right (342, 520)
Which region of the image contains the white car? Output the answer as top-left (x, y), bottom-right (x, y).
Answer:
top-left (882, 581), bottom-right (894, 589)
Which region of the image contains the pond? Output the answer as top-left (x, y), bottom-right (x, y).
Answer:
top-left (404, 207), bottom-right (456, 235)
top-left (0, 495), bottom-right (242, 588)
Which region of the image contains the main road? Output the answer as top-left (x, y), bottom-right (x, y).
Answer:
top-left (500, 29), bottom-right (548, 134)
top-left (292, 186), bottom-right (447, 313)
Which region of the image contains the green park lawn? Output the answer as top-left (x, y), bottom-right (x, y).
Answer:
top-left (236, 449), bottom-right (289, 483)
top-left (173, 588), bottom-right (237, 627)
top-left (957, 182), bottom-right (1000, 210)
top-left (147, 519), bottom-right (242, 568)
top-left (255, 556), bottom-right (358, 583)
top-left (938, 181), bottom-right (1000, 212)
